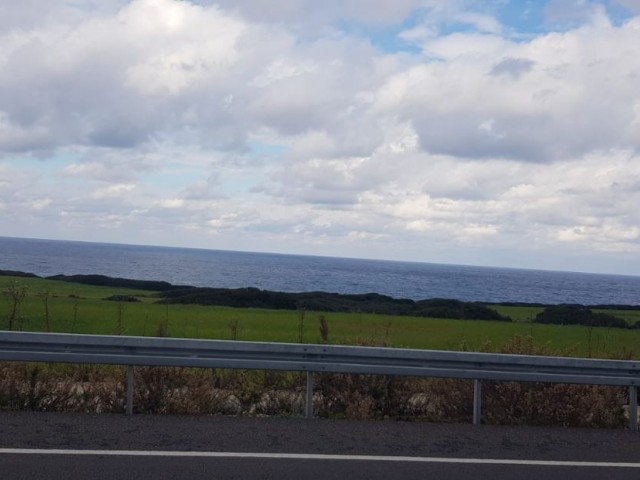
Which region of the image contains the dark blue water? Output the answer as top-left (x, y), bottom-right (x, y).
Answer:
top-left (1, 236), bottom-right (639, 305)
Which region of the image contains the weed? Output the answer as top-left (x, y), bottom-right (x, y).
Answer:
top-left (228, 318), bottom-right (241, 340)
top-left (297, 308), bottom-right (305, 343)
top-left (3, 281), bottom-right (28, 330)
top-left (39, 290), bottom-right (52, 332)
top-left (71, 296), bottom-right (79, 333)
top-left (155, 304), bottom-right (169, 337)
top-left (319, 315), bottom-right (329, 343)
top-left (116, 302), bottom-right (125, 335)
top-left (383, 319), bottom-right (393, 342)
top-left (155, 320), bottom-right (168, 338)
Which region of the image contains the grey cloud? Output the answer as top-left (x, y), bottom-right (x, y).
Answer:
top-left (412, 112), bottom-right (626, 162)
top-left (0, 29), bottom-right (153, 153)
top-left (298, 189), bottom-right (360, 206)
top-left (88, 119), bottom-right (152, 148)
top-left (263, 172), bottom-right (363, 207)
top-left (490, 57), bottom-right (535, 79)
top-left (411, 115), bottom-right (540, 162)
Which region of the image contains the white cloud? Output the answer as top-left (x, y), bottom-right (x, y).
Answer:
top-left (92, 183), bottom-right (135, 199)
top-left (157, 198), bottom-right (185, 209)
top-left (376, 17), bottom-right (640, 162)
top-left (452, 12), bottom-right (504, 35)
top-left (29, 198), bottom-right (52, 210)
top-left (63, 162), bottom-right (109, 178)
top-left (122, 0), bottom-right (246, 96)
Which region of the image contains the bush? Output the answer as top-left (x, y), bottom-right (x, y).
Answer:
top-left (0, 270), bottom-right (39, 278)
top-left (413, 299), bottom-right (511, 321)
top-left (157, 289), bottom-right (511, 321)
top-left (46, 274), bottom-right (181, 292)
top-left (104, 295), bottom-right (140, 302)
top-left (534, 305), bottom-right (627, 328)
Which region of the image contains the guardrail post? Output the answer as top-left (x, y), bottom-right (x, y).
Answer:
top-left (630, 386), bottom-right (638, 431)
top-left (305, 371), bottom-right (314, 419)
top-left (126, 365), bottom-right (134, 416)
top-left (473, 379), bottom-right (482, 425)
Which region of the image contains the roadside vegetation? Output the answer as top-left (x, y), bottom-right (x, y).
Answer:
top-left (1, 272), bottom-right (638, 428)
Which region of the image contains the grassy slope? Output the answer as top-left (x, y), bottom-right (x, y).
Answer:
top-left (2, 276), bottom-right (639, 358)
top-left (490, 305), bottom-right (544, 322)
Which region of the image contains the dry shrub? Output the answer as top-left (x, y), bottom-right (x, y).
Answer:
top-left (134, 367), bottom-right (228, 414)
top-left (133, 368), bottom-right (305, 415)
top-left (228, 370), bottom-right (304, 408)
top-left (407, 378), bottom-right (473, 423)
top-left (0, 363), bottom-right (125, 413)
top-left (309, 338), bottom-right (471, 422)
top-left (312, 373), bottom-right (474, 422)
top-left (478, 335), bottom-right (627, 428)
top-left (252, 390), bottom-right (304, 416)
top-left (482, 382), bottom-right (625, 428)
top-left (314, 373), bottom-right (418, 420)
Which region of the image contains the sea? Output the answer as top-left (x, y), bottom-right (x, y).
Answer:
top-left (1, 236), bottom-right (639, 305)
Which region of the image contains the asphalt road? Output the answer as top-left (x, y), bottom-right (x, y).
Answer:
top-left (2, 412), bottom-right (640, 479)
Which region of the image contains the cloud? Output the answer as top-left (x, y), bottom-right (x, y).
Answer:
top-left (1, 1), bottom-right (640, 274)
top-left (375, 18), bottom-right (640, 162)
top-left (0, 0), bottom-right (397, 158)
top-left (0, 0), bottom-right (251, 154)
top-left (91, 183), bottom-right (135, 199)
top-left (490, 57), bottom-right (536, 79)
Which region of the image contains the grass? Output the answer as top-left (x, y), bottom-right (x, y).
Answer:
top-left (490, 305), bottom-right (544, 322)
top-left (0, 276), bottom-right (635, 428)
top-left (2, 276), bottom-right (640, 359)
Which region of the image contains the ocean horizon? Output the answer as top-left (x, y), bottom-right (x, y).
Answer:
top-left (1, 236), bottom-right (639, 305)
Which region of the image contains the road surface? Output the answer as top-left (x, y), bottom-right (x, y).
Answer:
top-left (1, 412), bottom-right (639, 479)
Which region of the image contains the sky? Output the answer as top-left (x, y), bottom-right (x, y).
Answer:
top-left (1, 0), bottom-right (640, 276)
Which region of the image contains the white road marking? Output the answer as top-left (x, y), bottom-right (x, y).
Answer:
top-left (0, 449), bottom-right (639, 468)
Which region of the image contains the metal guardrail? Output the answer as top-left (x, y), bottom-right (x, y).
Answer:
top-left (0, 331), bottom-right (638, 429)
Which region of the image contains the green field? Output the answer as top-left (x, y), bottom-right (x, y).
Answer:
top-left (2, 276), bottom-right (640, 359)
top-left (490, 305), bottom-right (544, 322)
